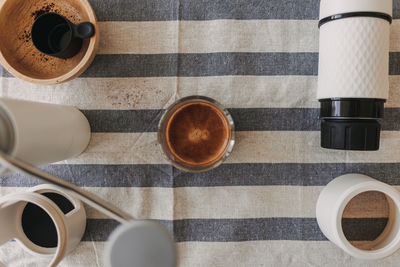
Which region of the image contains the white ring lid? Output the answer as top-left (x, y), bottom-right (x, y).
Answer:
top-left (0, 192), bottom-right (68, 266)
top-left (320, 0), bottom-right (392, 19)
top-left (0, 198), bottom-right (21, 245)
top-left (0, 192), bottom-right (60, 245)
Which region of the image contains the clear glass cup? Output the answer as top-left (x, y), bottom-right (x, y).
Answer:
top-left (158, 96), bottom-right (235, 173)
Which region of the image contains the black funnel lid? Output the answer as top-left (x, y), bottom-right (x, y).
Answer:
top-left (321, 119), bottom-right (381, 151)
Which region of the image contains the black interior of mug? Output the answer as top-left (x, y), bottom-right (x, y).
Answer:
top-left (21, 192), bottom-right (74, 248)
top-left (31, 13), bottom-right (70, 54)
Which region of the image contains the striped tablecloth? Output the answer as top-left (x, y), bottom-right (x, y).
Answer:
top-left (1, 0), bottom-right (400, 266)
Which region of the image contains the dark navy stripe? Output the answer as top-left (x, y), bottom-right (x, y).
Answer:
top-left (81, 52), bottom-right (400, 77)
top-left (81, 109), bottom-right (164, 133)
top-left (89, 0), bottom-right (320, 21)
top-left (231, 108), bottom-right (400, 131)
top-left (82, 53), bottom-right (319, 77)
top-left (389, 52), bottom-right (400, 75)
top-left (393, 1), bottom-right (400, 20)
top-left (2, 163), bottom-right (400, 187)
top-left (342, 218), bottom-right (388, 242)
top-left (0, 53), bottom-right (318, 77)
top-left (81, 108), bottom-right (400, 133)
top-left (82, 218), bottom-right (387, 242)
top-left (3, 53), bottom-right (400, 77)
top-left (90, 0), bottom-right (400, 21)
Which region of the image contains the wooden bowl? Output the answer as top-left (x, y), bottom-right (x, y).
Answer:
top-left (0, 0), bottom-right (99, 84)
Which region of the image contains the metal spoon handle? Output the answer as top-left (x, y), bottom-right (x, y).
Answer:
top-left (0, 151), bottom-right (133, 223)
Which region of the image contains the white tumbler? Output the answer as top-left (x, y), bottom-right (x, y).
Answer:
top-left (0, 98), bottom-right (91, 170)
top-left (317, 0), bottom-right (392, 150)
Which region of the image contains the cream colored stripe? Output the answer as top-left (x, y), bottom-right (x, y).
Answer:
top-left (57, 131), bottom-right (400, 165)
top-left (0, 187), bottom-right (173, 220)
top-left (1, 76), bottom-right (399, 109)
top-left (66, 132), bottom-right (168, 165)
top-left (1, 241), bottom-right (399, 267)
top-left (228, 131), bottom-right (400, 164)
top-left (176, 241), bottom-right (399, 267)
top-left (97, 20), bottom-right (400, 54)
top-left (0, 76), bottom-right (317, 109)
top-left (98, 20), bottom-right (318, 54)
top-left (0, 242), bottom-right (107, 267)
top-left (0, 186), bottom-right (391, 220)
top-left (390, 20), bottom-right (400, 52)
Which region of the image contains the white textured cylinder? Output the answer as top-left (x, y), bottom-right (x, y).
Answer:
top-left (0, 98), bottom-right (91, 166)
top-left (317, 0), bottom-right (392, 100)
top-left (316, 174), bottom-right (400, 260)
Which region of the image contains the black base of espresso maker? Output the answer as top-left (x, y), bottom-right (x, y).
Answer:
top-left (319, 98), bottom-right (385, 151)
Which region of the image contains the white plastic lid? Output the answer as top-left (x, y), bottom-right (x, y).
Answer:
top-left (0, 199), bottom-right (21, 245)
top-left (0, 192), bottom-right (65, 249)
top-left (105, 220), bottom-right (176, 267)
top-left (320, 0), bottom-right (392, 19)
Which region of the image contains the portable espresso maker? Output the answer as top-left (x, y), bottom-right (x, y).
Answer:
top-left (317, 0), bottom-right (392, 150)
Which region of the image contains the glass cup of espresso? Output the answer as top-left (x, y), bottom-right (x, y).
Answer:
top-left (158, 96), bottom-right (235, 172)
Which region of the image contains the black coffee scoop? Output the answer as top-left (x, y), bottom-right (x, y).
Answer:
top-left (31, 12), bottom-right (95, 59)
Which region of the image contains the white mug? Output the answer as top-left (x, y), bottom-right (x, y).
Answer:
top-left (0, 98), bottom-right (91, 171)
top-left (0, 184), bottom-right (86, 266)
top-left (316, 174), bottom-right (400, 260)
